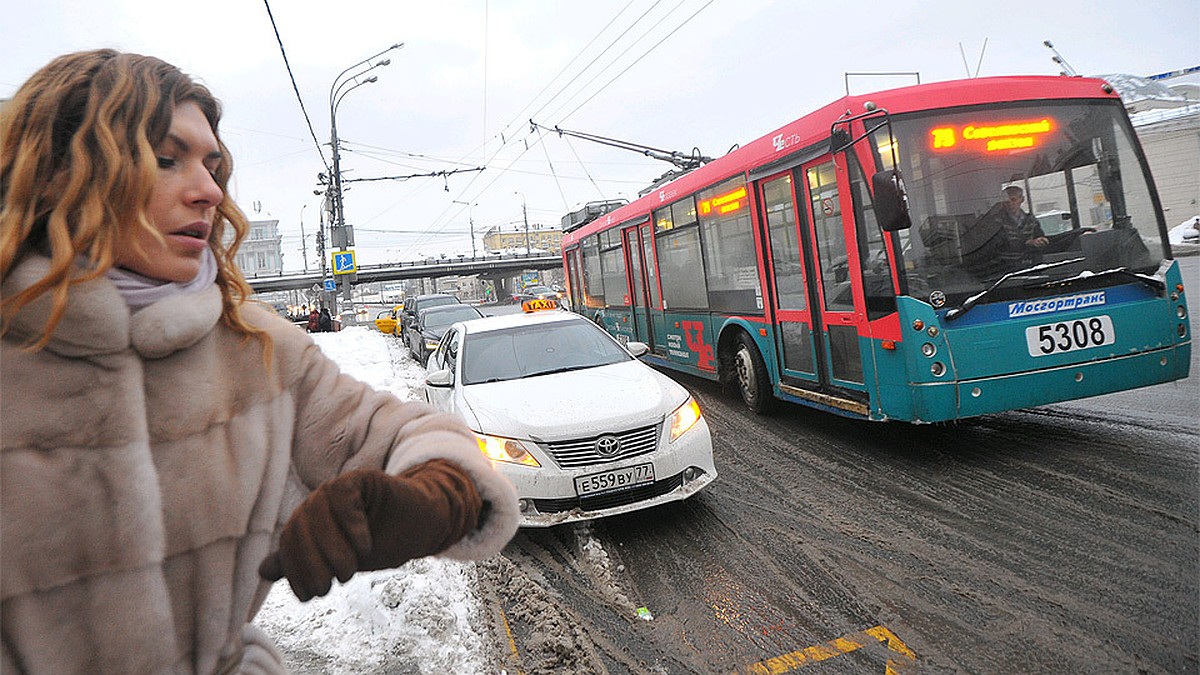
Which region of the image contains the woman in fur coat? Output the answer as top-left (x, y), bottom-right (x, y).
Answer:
top-left (0, 50), bottom-right (519, 674)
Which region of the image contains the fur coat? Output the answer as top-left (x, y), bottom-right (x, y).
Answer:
top-left (0, 256), bottom-right (519, 674)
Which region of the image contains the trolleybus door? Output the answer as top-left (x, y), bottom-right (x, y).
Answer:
top-left (623, 223), bottom-right (655, 349)
top-left (566, 247), bottom-right (583, 312)
top-left (760, 157), bottom-right (867, 405)
top-left (803, 158), bottom-right (868, 397)
top-left (758, 171), bottom-right (819, 383)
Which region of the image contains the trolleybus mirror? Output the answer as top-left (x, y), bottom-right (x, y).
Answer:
top-left (829, 128), bottom-right (852, 154)
top-left (872, 169), bottom-right (912, 231)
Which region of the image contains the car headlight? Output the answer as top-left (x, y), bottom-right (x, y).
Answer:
top-left (669, 396), bottom-right (703, 442)
top-left (476, 433), bottom-right (541, 467)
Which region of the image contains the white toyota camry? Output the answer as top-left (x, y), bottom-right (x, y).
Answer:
top-left (422, 308), bottom-right (716, 527)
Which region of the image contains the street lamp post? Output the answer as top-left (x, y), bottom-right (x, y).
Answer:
top-left (327, 42), bottom-right (404, 322)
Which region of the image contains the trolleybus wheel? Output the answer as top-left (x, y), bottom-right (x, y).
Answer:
top-left (734, 333), bottom-right (773, 414)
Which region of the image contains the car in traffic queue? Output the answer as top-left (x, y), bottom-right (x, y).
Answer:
top-left (399, 293), bottom-right (460, 338)
top-left (373, 303), bottom-right (404, 336)
top-left (406, 303), bottom-right (486, 366)
top-left (510, 284), bottom-right (560, 304)
top-left (422, 302), bottom-right (716, 527)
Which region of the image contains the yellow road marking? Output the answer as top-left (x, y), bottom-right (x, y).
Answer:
top-left (733, 624), bottom-right (916, 674)
top-left (497, 605), bottom-right (525, 675)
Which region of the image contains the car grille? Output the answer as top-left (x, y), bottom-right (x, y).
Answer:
top-left (532, 470), bottom-right (687, 514)
top-left (543, 423), bottom-right (660, 469)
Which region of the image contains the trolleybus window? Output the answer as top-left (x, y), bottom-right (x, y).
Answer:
top-left (698, 176), bottom-right (763, 313)
top-left (581, 234), bottom-right (604, 309)
top-left (655, 198), bottom-right (708, 309)
top-left (763, 175), bottom-right (808, 311)
top-left (876, 101), bottom-right (1163, 306)
top-left (641, 224), bottom-right (661, 309)
top-left (807, 162), bottom-right (854, 312)
top-left (599, 232), bottom-right (628, 307)
top-left (847, 153), bottom-right (897, 319)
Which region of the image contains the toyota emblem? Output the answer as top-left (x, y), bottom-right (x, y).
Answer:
top-left (594, 435), bottom-right (621, 456)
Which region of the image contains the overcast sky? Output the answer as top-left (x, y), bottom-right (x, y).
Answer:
top-left (3, 0), bottom-right (1196, 270)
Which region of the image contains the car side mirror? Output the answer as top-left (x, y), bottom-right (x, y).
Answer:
top-left (626, 341), bottom-right (650, 357)
top-left (872, 169), bottom-right (912, 232)
top-left (425, 369), bottom-right (453, 388)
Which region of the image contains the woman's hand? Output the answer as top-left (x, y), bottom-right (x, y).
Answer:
top-left (258, 461), bottom-right (481, 601)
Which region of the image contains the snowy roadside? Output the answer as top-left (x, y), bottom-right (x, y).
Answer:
top-left (253, 327), bottom-right (637, 674)
top-left (252, 328), bottom-right (493, 674)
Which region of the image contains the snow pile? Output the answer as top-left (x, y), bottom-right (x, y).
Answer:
top-left (1168, 216), bottom-right (1199, 247)
top-left (253, 327), bottom-right (490, 673)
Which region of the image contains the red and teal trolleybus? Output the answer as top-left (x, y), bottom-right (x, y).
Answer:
top-left (560, 75), bottom-right (1191, 423)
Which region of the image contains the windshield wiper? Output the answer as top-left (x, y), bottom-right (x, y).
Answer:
top-left (1068, 267), bottom-right (1165, 293)
top-left (525, 364), bottom-right (595, 378)
top-left (945, 258), bottom-right (1085, 321)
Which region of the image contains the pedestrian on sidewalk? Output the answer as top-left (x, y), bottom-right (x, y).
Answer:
top-left (0, 49), bottom-right (518, 675)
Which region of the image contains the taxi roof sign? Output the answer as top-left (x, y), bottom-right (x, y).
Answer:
top-left (521, 298), bottom-right (558, 313)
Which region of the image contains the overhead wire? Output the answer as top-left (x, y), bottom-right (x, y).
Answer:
top-left (553, 0), bottom-right (716, 124)
top-left (261, 0), bottom-right (329, 171)
top-left (561, 135), bottom-right (610, 201)
top-left (535, 127), bottom-right (571, 212)
top-left (377, 1), bottom-right (712, 258)
top-left (534, 0), bottom-right (675, 123)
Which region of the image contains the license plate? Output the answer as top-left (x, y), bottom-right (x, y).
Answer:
top-left (574, 463), bottom-right (655, 497)
top-left (1025, 315), bottom-right (1115, 357)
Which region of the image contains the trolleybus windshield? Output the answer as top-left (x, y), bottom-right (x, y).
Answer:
top-left (874, 100), bottom-right (1164, 307)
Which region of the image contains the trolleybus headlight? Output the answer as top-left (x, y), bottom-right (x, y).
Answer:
top-left (1178, 306), bottom-right (1187, 319)
top-left (921, 342), bottom-right (937, 357)
top-left (912, 319), bottom-right (924, 331)
top-left (1180, 324), bottom-right (1188, 338)
top-left (930, 362), bottom-right (946, 377)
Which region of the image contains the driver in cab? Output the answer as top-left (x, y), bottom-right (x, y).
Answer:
top-left (980, 185), bottom-right (1049, 268)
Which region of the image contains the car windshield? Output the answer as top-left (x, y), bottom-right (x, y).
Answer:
top-left (417, 296), bottom-right (458, 312)
top-left (461, 320), bottom-right (631, 385)
top-left (874, 100), bottom-right (1165, 306)
top-left (422, 305), bottom-right (481, 330)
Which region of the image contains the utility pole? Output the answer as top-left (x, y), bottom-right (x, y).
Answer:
top-left (514, 191), bottom-right (530, 253)
top-left (316, 198), bottom-right (329, 310)
top-left (298, 204), bottom-right (309, 272)
top-left (452, 200), bottom-right (478, 258)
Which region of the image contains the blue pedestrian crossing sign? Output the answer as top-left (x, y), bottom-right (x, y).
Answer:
top-left (332, 250), bottom-right (357, 275)
top-left (323, 279), bottom-right (337, 292)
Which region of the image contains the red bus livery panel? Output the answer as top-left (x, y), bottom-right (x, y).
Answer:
top-left (561, 75), bottom-right (1191, 422)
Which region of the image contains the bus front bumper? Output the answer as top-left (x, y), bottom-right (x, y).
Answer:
top-left (908, 344), bottom-right (1190, 422)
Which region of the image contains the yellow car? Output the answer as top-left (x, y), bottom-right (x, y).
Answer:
top-left (373, 304), bottom-right (404, 335)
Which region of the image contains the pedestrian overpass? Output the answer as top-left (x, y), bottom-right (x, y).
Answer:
top-left (244, 251), bottom-right (562, 294)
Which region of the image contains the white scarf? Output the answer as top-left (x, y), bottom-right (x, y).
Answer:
top-left (105, 247), bottom-right (219, 310)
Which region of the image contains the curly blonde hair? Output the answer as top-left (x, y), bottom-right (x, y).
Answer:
top-left (0, 49), bottom-right (267, 353)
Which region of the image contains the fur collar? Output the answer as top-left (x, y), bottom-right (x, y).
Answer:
top-left (3, 256), bottom-right (222, 359)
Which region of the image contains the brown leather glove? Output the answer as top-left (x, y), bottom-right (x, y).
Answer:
top-left (258, 459), bottom-right (482, 601)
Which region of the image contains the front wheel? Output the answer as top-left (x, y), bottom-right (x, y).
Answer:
top-left (734, 333), bottom-right (774, 414)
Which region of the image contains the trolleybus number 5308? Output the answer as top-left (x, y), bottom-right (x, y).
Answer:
top-left (1025, 315), bottom-right (1115, 357)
